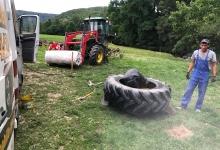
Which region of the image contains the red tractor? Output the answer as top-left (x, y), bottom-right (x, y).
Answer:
top-left (45, 17), bottom-right (114, 66)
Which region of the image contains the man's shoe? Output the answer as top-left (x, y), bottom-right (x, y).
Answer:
top-left (176, 105), bottom-right (186, 110)
top-left (176, 106), bottom-right (182, 110)
top-left (195, 109), bottom-right (201, 112)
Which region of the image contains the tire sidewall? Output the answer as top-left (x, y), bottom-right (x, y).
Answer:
top-left (104, 74), bottom-right (171, 114)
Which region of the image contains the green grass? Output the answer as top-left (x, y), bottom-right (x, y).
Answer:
top-left (40, 34), bottom-right (65, 43)
top-left (15, 34), bottom-right (220, 150)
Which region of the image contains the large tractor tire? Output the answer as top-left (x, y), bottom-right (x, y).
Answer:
top-left (103, 74), bottom-right (171, 115)
top-left (89, 45), bottom-right (104, 65)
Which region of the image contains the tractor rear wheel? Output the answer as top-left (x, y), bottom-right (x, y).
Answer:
top-left (103, 75), bottom-right (171, 115)
top-left (89, 45), bottom-right (104, 65)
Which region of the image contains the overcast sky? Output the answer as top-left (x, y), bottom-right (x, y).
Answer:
top-left (14, 0), bottom-right (111, 14)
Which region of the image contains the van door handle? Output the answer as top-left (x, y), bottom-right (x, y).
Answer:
top-left (0, 110), bottom-right (8, 126)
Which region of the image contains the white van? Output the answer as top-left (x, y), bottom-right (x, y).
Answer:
top-left (0, 0), bottom-right (39, 149)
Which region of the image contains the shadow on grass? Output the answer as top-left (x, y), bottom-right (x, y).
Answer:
top-left (108, 105), bottom-right (170, 120)
top-left (48, 63), bottom-right (77, 69)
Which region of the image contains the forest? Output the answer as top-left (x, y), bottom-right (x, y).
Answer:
top-left (39, 0), bottom-right (220, 57)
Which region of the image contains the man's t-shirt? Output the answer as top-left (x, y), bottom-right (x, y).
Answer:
top-left (191, 49), bottom-right (216, 70)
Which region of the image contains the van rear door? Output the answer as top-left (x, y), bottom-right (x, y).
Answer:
top-left (17, 15), bottom-right (40, 63)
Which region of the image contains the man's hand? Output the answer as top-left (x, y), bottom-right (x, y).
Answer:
top-left (186, 72), bottom-right (190, 79)
top-left (211, 76), bottom-right (216, 82)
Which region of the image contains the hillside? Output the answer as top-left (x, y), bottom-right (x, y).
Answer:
top-left (40, 7), bottom-right (108, 35)
top-left (17, 6), bottom-right (107, 23)
top-left (16, 10), bottom-right (57, 22)
top-left (54, 6), bottom-right (108, 20)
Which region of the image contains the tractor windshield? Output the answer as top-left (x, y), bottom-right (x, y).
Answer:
top-left (83, 18), bottom-right (109, 44)
top-left (84, 20), bottom-right (106, 34)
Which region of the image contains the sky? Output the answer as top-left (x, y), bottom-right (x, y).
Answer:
top-left (14, 0), bottom-right (111, 14)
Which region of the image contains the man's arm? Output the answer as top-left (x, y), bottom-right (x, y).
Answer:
top-left (187, 59), bottom-right (195, 73)
top-left (212, 62), bottom-right (217, 76)
top-left (185, 59), bottom-right (195, 79)
top-left (211, 62), bottom-right (217, 82)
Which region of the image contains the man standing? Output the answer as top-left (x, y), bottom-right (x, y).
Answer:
top-left (176, 39), bottom-right (217, 112)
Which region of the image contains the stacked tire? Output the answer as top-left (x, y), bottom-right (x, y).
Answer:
top-left (103, 74), bottom-right (171, 115)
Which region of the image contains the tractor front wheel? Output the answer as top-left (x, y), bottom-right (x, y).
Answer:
top-left (89, 45), bottom-right (104, 65)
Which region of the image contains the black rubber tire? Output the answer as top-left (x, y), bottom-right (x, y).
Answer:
top-left (103, 75), bottom-right (171, 115)
top-left (89, 45), bottom-right (104, 65)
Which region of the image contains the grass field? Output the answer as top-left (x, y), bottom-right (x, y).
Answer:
top-left (15, 34), bottom-right (220, 150)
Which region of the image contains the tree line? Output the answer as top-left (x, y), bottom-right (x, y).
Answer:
top-left (40, 0), bottom-right (220, 57)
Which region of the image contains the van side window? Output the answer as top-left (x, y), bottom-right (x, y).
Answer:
top-left (18, 16), bottom-right (37, 34)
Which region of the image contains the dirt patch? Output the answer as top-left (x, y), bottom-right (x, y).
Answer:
top-left (54, 134), bottom-right (60, 140)
top-left (47, 93), bottom-right (62, 98)
top-left (39, 38), bottom-right (48, 46)
top-left (166, 126), bottom-right (193, 140)
top-left (23, 68), bottom-right (45, 77)
top-left (47, 93), bottom-right (62, 103)
top-left (19, 115), bottom-right (26, 125)
top-left (64, 116), bottom-right (72, 121)
top-left (58, 146), bottom-right (64, 150)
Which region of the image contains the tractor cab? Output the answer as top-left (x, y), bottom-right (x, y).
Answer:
top-left (83, 17), bottom-right (111, 45)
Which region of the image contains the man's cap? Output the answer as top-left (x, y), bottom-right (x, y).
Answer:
top-left (200, 39), bottom-right (210, 44)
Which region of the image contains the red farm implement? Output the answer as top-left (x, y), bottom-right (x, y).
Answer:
top-left (45, 17), bottom-right (115, 66)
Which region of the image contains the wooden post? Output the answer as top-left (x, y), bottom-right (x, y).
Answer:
top-left (69, 52), bottom-right (74, 77)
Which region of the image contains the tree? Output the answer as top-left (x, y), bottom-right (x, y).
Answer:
top-left (107, 0), bottom-right (125, 45)
top-left (156, 0), bottom-right (193, 55)
top-left (66, 21), bottom-right (76, 32)
top-left (156, 0), bottom-right (177, 53)
top-left (108, 0), bottom-right (160, 50)
top-left (169, 0), bottom-right (220, 55)
top-left (41, 19), bottom-right (52, 34)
